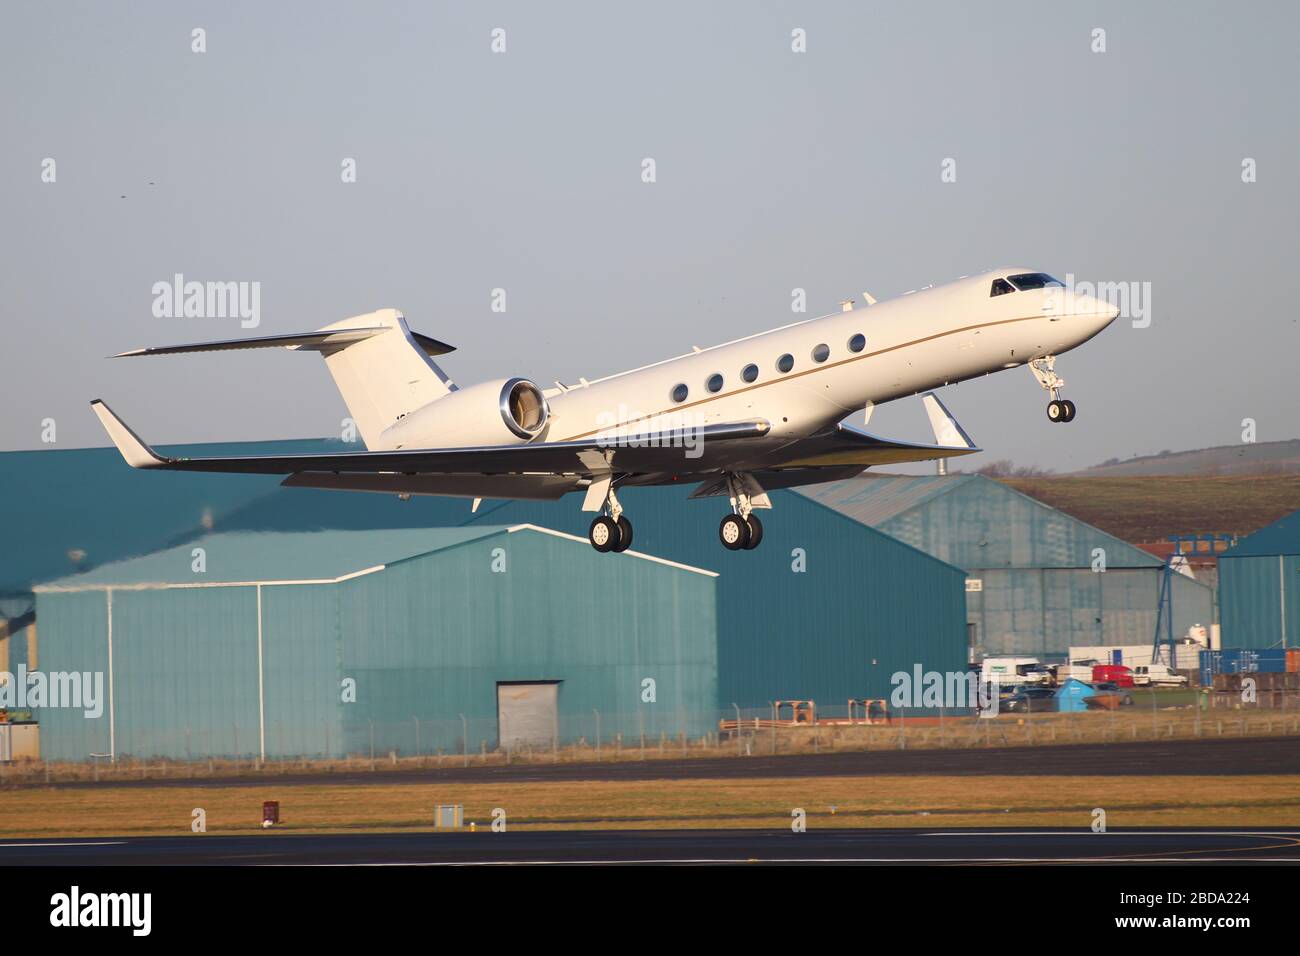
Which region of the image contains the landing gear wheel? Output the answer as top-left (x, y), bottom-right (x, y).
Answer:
top-left (589, 516), bottom-right (619, 553)
top-left (1047, 400), bottom-right (1065, 422)
top-left (612, 516), bottom-right (634, 553)
top-left (1060, 399), bottom-right (1076, 422)
top-left (719, 514), bottom-right (751, 551)
top-left (742, 514), bottom-right (764, 550)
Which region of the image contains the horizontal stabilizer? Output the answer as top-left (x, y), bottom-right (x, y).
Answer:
top-left (113, 327), bottom-right (455, 358)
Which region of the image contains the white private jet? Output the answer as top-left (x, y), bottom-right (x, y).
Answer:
top-left (92, 268), bottom-right (1118, 553)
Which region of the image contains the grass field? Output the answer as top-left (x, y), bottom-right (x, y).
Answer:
top-left (3, 774), bottom-right (1299, 837)
top-left (1002, 474), bottom-right (1300, 542)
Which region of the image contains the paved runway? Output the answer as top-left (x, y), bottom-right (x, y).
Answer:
top-left (3, 828), bottom-right (1298, 865)
top-left (38, 736), bottom-right (1300, 791)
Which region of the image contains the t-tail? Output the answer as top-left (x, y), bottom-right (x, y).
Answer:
top-left (113, 309), bottom-right (456, 447)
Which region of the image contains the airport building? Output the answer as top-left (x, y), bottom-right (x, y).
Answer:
top-left (799, 474), bottom-right (1216, 660)
top-left (4, 445), bottom-right (970, 761)
top-left (1218, 508), bottom-right (1300, 648)
top-left (32, 526), bottom-right (719, 761)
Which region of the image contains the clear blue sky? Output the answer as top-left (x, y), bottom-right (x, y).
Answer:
top-left (3, 0), bottom-right (1297, 471)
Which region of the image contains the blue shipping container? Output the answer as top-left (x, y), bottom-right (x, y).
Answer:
top-left (1199, 648), bottom-right (1287, 685)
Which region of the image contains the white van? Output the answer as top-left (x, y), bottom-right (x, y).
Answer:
top-left (1132, 664), bottom-right (1188, 687)
top-left (980, 657), bottom-right (1046, 687)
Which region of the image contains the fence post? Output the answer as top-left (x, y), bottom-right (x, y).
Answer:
top-left (639, 710), bottom-right (645, 760)
top-left (413, 716), bottom-right (420, 758)
top-left (594, 709), bottom-right (601, 761)
top-left (369, 719), bottom-right (375, 770)
top-left (460, 714), bottom-right (468, 767)
top-left (733, 704), bottom-right (742, 755)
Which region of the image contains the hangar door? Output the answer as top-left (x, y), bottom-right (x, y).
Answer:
top-left (497, 682), bottom-right (559, 749)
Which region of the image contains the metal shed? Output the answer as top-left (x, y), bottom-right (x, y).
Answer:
top-left (211, 483), bottom-right (971, 710)
top-left (1218, 509), bottom-right (1300, 648)
top-left (32, 525), bottom-right (718, 761)
top-left (799, 474), bottom-right (1216, 660)
top-left (424, 488), bottom-right (970, 711)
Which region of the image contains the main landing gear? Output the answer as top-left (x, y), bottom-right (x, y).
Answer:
top-left (718, 513), bottom-right (763, 551)
top-left (585, 472), bottom-right (769, 553)
top-left (718, 473), bottom-right (765, 551)
top-left (588, 487), bottom-right (633, 553)
top-left (1029, 356), bottom-right (1076, 423)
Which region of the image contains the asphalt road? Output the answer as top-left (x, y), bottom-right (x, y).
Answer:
top-left (3, 828), bottom-right (1299, 865)
top-left (34, 736), bottom-right (1300, 791)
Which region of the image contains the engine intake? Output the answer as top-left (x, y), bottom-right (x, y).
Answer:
top-left (380, 376), bottom-right (551, 448)
top-left (501, 378), bottom-right (548, 438)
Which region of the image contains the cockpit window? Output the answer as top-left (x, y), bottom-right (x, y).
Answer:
top-left (990, 278), bottom-right (1015, 297)
top-left (1006, 272), bottom-right (1064, 291)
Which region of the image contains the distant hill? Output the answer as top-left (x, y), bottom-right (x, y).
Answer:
top-left (1074, 439), bottom-right (1300, 477)
top-left (1003, 475), bottom-right (1300, 544)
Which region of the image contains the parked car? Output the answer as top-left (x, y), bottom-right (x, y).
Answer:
top-left (1132, 664), bottom-right (1188, 687)
top-left (1092, 682), bottom-right (1135, 706)
top-left (1003, 686), bottom-right (1058, 713)
top-left (1091, 664), bottom-right (1134, 688)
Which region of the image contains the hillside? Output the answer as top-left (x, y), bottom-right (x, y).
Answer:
top-left (1074, 439), bottom-right (1300, 477)
top-left (1002, 475), bottom-right (1300, 544)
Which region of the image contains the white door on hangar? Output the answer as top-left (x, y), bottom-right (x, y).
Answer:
top-left (497, 682), bottom-right (559, 749)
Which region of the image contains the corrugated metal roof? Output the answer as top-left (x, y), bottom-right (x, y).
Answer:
top-left (34, 526), bottom-right (510, 590)
top-left (798, 473), bottom-right (978, 524)
top-left (797, 472), bottom-right (1164, 570)
top-left (0, 439), bottom-right (344, 602)
top-left (1222, 508), bottom-right (1300, 558)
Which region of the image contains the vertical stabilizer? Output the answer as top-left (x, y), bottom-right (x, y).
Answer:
top-left (314, 309), bottom-right (456, 447)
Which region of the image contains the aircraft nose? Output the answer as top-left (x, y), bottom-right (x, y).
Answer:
top-left (1077, 293), bottom-right (1120, 327)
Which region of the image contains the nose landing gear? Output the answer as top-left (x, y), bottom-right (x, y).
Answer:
top-left (1030, 356), bottom-right (1076, 423)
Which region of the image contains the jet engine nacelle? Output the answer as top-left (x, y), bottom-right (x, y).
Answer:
top-left (380, 377), bottom-right (550, 448)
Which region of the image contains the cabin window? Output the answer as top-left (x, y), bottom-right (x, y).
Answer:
top-left (670, 383), bottom-right (689, 403)
top-left (706, 373), bottom-right (724, 393)
top-left (776, 353), bottom-right (794, 373)
top-left (990, 278), bottom-right (1015, 297)
top-left (848, 333), bottom-right (866, 353)
top-left (811, 343), bottom-right (830, 363)
top-left (741, 363), bottom-right (759, 383)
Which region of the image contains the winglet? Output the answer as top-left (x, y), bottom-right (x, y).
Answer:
top-left (921, 391), bottom-right (977, 449)
top-left (90, 400), bottom-right (167, 468)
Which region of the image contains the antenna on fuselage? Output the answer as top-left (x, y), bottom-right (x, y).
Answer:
top-left (861, 291), bottom-right (877, 305)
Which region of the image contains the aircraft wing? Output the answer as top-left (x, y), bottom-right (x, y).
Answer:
top-left (90, 400), bottom-right (772, 479)
top-left (759, 391), bottom-right (981, 468)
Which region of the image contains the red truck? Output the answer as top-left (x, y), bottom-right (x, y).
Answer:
top-left (1091, 664), bottom-right (1134, 688)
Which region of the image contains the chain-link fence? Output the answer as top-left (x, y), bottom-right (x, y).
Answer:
top-left (3, 689), bottom-right (1298, 785)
